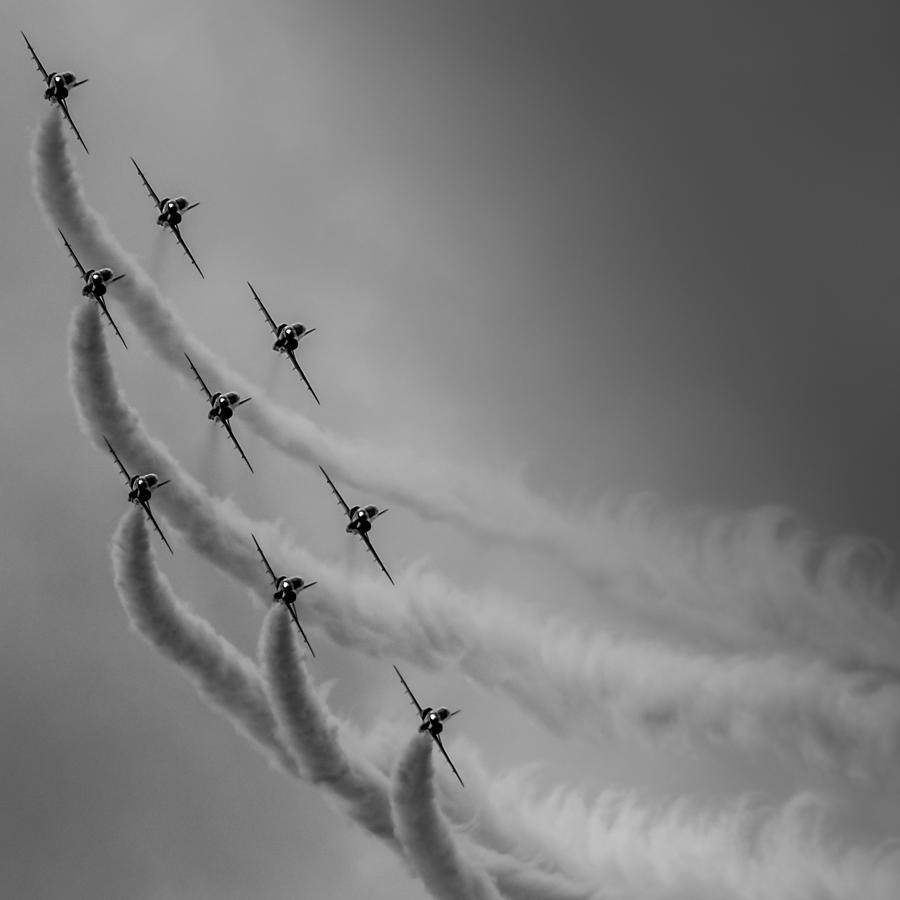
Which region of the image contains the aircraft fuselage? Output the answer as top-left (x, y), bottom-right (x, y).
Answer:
top-left (208, 395), bottom-right (234, 421)
top-left (44, 72), bottom-right (73, 101)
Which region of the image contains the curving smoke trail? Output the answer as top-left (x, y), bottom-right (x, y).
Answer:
top-left (67, 300), bottom-right (900, 779)
top-left (258, 607), bottom-right (600, 900)
top-left (109, 506), bottom-right (300, 777)
top-left (110, 501), bottom-right (596, 899)
top-left (258, 604), bottom-right (400, 849)
top-left (102, 502), bottom-right (900, 900)
top-left (32, 110), bottom-right (900, 675)
top-left (391, 736), bottom-right (505, 900)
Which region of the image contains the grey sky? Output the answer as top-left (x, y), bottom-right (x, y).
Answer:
top-left (3, 2), bottom-right (899, 898)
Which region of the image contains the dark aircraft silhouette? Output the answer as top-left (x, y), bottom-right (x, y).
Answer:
top-left (22, 32), bottom-right (89, 154)
top-left (184, 354), bottom-right (254, 472)
top-left (251, 534), bottom-right (317, 657)
top-left (393, 666), bottom-right (464, 787)
top-left (318, 466), bottom-right (393, 584)
top-left (104, 438), bottom-right (174, 554)
top-left (131, 158), bottom-right (204, 278)
top-left (58, 229), bottom-right (128, 348)
top-left (248, 282), bottom-right (319, 404)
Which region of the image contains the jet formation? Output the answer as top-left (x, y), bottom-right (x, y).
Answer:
top-left (28, 32), bottom-right (465, 787)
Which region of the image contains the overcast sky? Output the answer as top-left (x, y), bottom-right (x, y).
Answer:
top-left (3, 3), bottom-right (900, 899)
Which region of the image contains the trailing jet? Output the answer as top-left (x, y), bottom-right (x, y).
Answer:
top-left (58, 229), bottom-right (128, 348)
top-left (131, 158), bottom-right (204, 278)
top-left (104, 438), bottom-right (174, 554)
top-left (248, 282), bottom-right (319, 404)
top-left (22, 32), bottom-right (89, 154)
top-left (252, 534), bottom-right (317, 657)
top-left (393, 666), bottom-right (464, 787)
top-left (318, 466), bottom-right (393, 584)
top-left (184, 354), bottom-right (254, 472)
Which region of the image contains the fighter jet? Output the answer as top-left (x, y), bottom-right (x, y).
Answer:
top-left (252, 534), bottom-right (317, 657)
top-left (184, 354), bottom-right (254, 472)
top-left (131, 158), bottom-right (204, 278)
top-left (248, 282), bottom-right (319, 404)
top-left (393, 666), bottom-right (464, 787)
top-left (104, 438), bottom-right (174, 554)
top-left (58, 229), bottom-right (128, 348)
top-left (22, 32), bottom-right (89, 154)
top-left (318, 466), bottom-right (393, 584)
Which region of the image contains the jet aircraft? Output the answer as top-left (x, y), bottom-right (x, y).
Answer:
top-left (251, 534), bottom-right (317, 657)
top-left (184, 354), bottom-right (254, 472)
top-left (22, 32), bottom-right (89, 154)
top-left (104, 438), bottom-right (174, 554)
top-left (248, 282), bottom-right (320, 404)
top-left (318, 466), bottom-right (393, 584)
top-left (393, 666), bottom-right (464, 787)
top-left (131, 158), bottom-right (204, 278)
top-left (58, 229), bottom-right (128, 348)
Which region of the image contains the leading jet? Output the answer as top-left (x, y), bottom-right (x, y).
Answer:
top-left (318, 466), bottom-right (393, 584)
top-left (252, 534), bottom-right (317, 657)
top-left (58, 230), bottom-right (128, 348)
top-left (184, 354), bottom-right (254, 472)
top-left (104, 438), bottom-right (174, 554)
top-left (393, 666), bottom-right (464, 787)
top-left (131, 158), bottom-right (204, 278)
top-left (248, 282), bottom-right (320, 404)
top-left (22, 32), bottom-right (89, 154)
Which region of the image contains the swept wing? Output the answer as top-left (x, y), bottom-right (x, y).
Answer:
top-left (130, 157), bottom-right (160, 205)
top-left (319, 466), bottom-right (351, 517)
top-left (169, 222), bottom-right (204, 279)
top-left (222, 419), bottom-right (254, 473)
top-left (286, 349), bottom-right (320, 405)
top-left (248, 282), bottom-right (279, 336)
top-left (360, 532), bottom-right (394, 585)
top-left (252, 533), bottom-right (278, 586)
top-left (184, 353), bottom-right (213, 402)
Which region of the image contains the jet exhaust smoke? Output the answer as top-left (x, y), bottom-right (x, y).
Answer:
top-left (391, 735), bottom-right (504, 900)
top-left (68, 301), bottom-right (900, 780)
top-left (258, 605), bottom-right (400, 848)
top-left (33, 108), bottom-right (900, 686)
top-left (110, 506), bottom-right (300, 777)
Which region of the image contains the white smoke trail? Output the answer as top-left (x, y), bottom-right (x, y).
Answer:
top-left (258, 604), bottom-right (400, 849)
top-left (35, 110), bottom-right (900, 675)
top-left (111, 502), bottom-right (591, 898)
top-left (391, 735), bottom-right (505, 900)
top-left (462, 760), bottom-right (900, 900)
top-left (67, 300), bottom-right (900, 778)
top-left (100, 362), bottom-right (897, 896)
top-left (258, 608), bottom-right (603, 900)
top-left (110, 505), bottom-right (300, 777)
